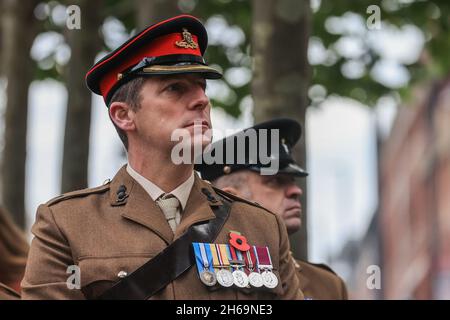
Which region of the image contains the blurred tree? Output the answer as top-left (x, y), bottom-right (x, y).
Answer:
top-left (310, 0), bottom-right (450, 106)
top-left (251, 0), bottom-right (311, 260)
top-left (191, 0), bottom-right (449, 115)
top-left (61, 0), bottom-right (104, 193)
top-left (135, 0), bottom-right (179, 30)
top-left (193, 0), bottom-right (252, 118)
top-left (1, 0), bottom-right (40, 228)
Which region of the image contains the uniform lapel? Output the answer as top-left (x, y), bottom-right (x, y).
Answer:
top-left (174, 173), bottom-right (223, 240)
top-left (109, 165), bottom-right (174, 244)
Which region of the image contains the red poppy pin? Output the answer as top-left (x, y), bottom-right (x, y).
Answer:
top-left (229, 231), bottom-right (250, 252)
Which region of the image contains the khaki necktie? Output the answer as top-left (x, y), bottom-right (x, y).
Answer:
top-left (156, 193), bottom-right (180, 233)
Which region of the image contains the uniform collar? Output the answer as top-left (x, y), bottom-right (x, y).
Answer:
top-left (109, 165), bottom-right (222, 244)
top-left (126, 164), bottom-right (194, 210)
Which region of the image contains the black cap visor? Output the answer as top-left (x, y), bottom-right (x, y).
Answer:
top-left (248, 162), bottom-right (308, 177)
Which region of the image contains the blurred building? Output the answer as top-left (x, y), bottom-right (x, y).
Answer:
top-left (331, 213), bottom-right (382, 300)
top-left (334, 78), bottom-right (450, 299)
top-left (379, 78), bottom-right (450, 299)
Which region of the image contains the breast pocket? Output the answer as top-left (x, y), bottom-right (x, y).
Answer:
top-left (78, 254), bottom-right (153, 299)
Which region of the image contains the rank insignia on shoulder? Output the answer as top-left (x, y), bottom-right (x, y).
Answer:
top-left (192, 239), bottom-right (279, 290)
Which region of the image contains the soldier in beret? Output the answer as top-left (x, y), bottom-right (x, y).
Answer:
top-left (22, 15), bottom-right (303, 300)
top-left (196, 118), bottom-right (348, 299)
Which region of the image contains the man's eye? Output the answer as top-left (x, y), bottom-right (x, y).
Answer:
top-left (266, 177), bottom-right (279, 186)
top-left (266, 176), bottom-right (287, 187)
top-left (166, 83), bottom-right (183, 92)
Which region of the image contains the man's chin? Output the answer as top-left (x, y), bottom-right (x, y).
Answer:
top-left (188, 139), bottom-right (212, 161)
top-left (286, 219), bottom-right (302, 235)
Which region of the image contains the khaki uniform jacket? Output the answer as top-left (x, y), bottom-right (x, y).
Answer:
top-left (0, 283), bottom-right (21, 300)
top-left (22, 166), bottom-right (303, 300)
top-left (294, 258), bottom-right (348, 300)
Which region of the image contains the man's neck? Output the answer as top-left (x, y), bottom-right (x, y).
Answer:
top-left (127, 148), bottom-right (194, 192)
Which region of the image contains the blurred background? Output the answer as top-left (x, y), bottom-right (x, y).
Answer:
top-left (0, 0), bottom-right (449, 299)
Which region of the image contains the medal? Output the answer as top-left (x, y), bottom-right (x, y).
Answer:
top-left (228, 244), bottom-right (249, 288)
top-left (214, 244), bottom-right (234, 287)
top-left (193, 243), bottom-right (217, 287)
top-left (199, 243), bottom-right (217, 286)
top-left (200, 269), bottom-right (217, 286)
top-left (232, 269), bottom-right (249, 288)
top-left (255, 246), bottom-right (279, 289)
top-left (248, 272), bottom-right (263, 287)
top-left (245, 247), bottom-right (263, 288)
top-left (261, 270), bottom-right (278, 288)
top-left (196, 239), bottom-right (276, 289)
top-left (216, 268), bottom-right (234, 287)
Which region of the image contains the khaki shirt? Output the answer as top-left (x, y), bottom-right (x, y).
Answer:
top-left (22, 166), bottom-right (303, 300)
top-left (126, 164), bottom-right (194, 210)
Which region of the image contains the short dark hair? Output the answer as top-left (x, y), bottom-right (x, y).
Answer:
top-left (108, 77), bottom-right (147, 150)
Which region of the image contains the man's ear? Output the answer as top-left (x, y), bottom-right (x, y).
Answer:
top-left (109, 101), bottom-right (135, 132)
top-left (222, 187), bottom-right (241, 197)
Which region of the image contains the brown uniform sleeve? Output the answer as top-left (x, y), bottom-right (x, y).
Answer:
top-left (340, 277), bottom-right (349, 300)
top-left (21, 204), bottom-right (84, 299)
top-left (275, 213), bottom-right (304, 300)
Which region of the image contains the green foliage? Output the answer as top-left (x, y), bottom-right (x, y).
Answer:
top-left (311, 0), bottom-right (450, 106)
top-left (31, 0), bottom-right (450, 114)
top-left (192, 0), bottom-right (252, 117)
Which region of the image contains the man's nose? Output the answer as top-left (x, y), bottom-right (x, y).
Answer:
top-left (286, 183), bottom-right (302, 199)
top-left (189, 86), bottom-right (209, 110)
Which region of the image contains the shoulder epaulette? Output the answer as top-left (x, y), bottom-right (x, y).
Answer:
top-left (46, 182), bottom-right (111, 206)
top-left (212, 186), bottom-right (275, 215)
top-left (302, 261), bottom-right (338, 275)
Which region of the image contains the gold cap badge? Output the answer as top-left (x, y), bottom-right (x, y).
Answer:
top-left (175, 28), bottom-right (198, 49)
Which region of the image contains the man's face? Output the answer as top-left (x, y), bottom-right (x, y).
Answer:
top-left (132, 73), bottom-right (211, 154)
top-left (246, 171), bottom-right (303, 235)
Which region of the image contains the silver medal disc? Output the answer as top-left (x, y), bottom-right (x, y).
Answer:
top-left (248, 272), bottom-right (264, 288)
top-left (216, 269), bottom-right (234, 287)
top-left (261, 270), bottom-right (279, 289)
top-left (200, 270), bottom-right (217, 287)
top-left (232, 270), bottom-right (249, 288)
